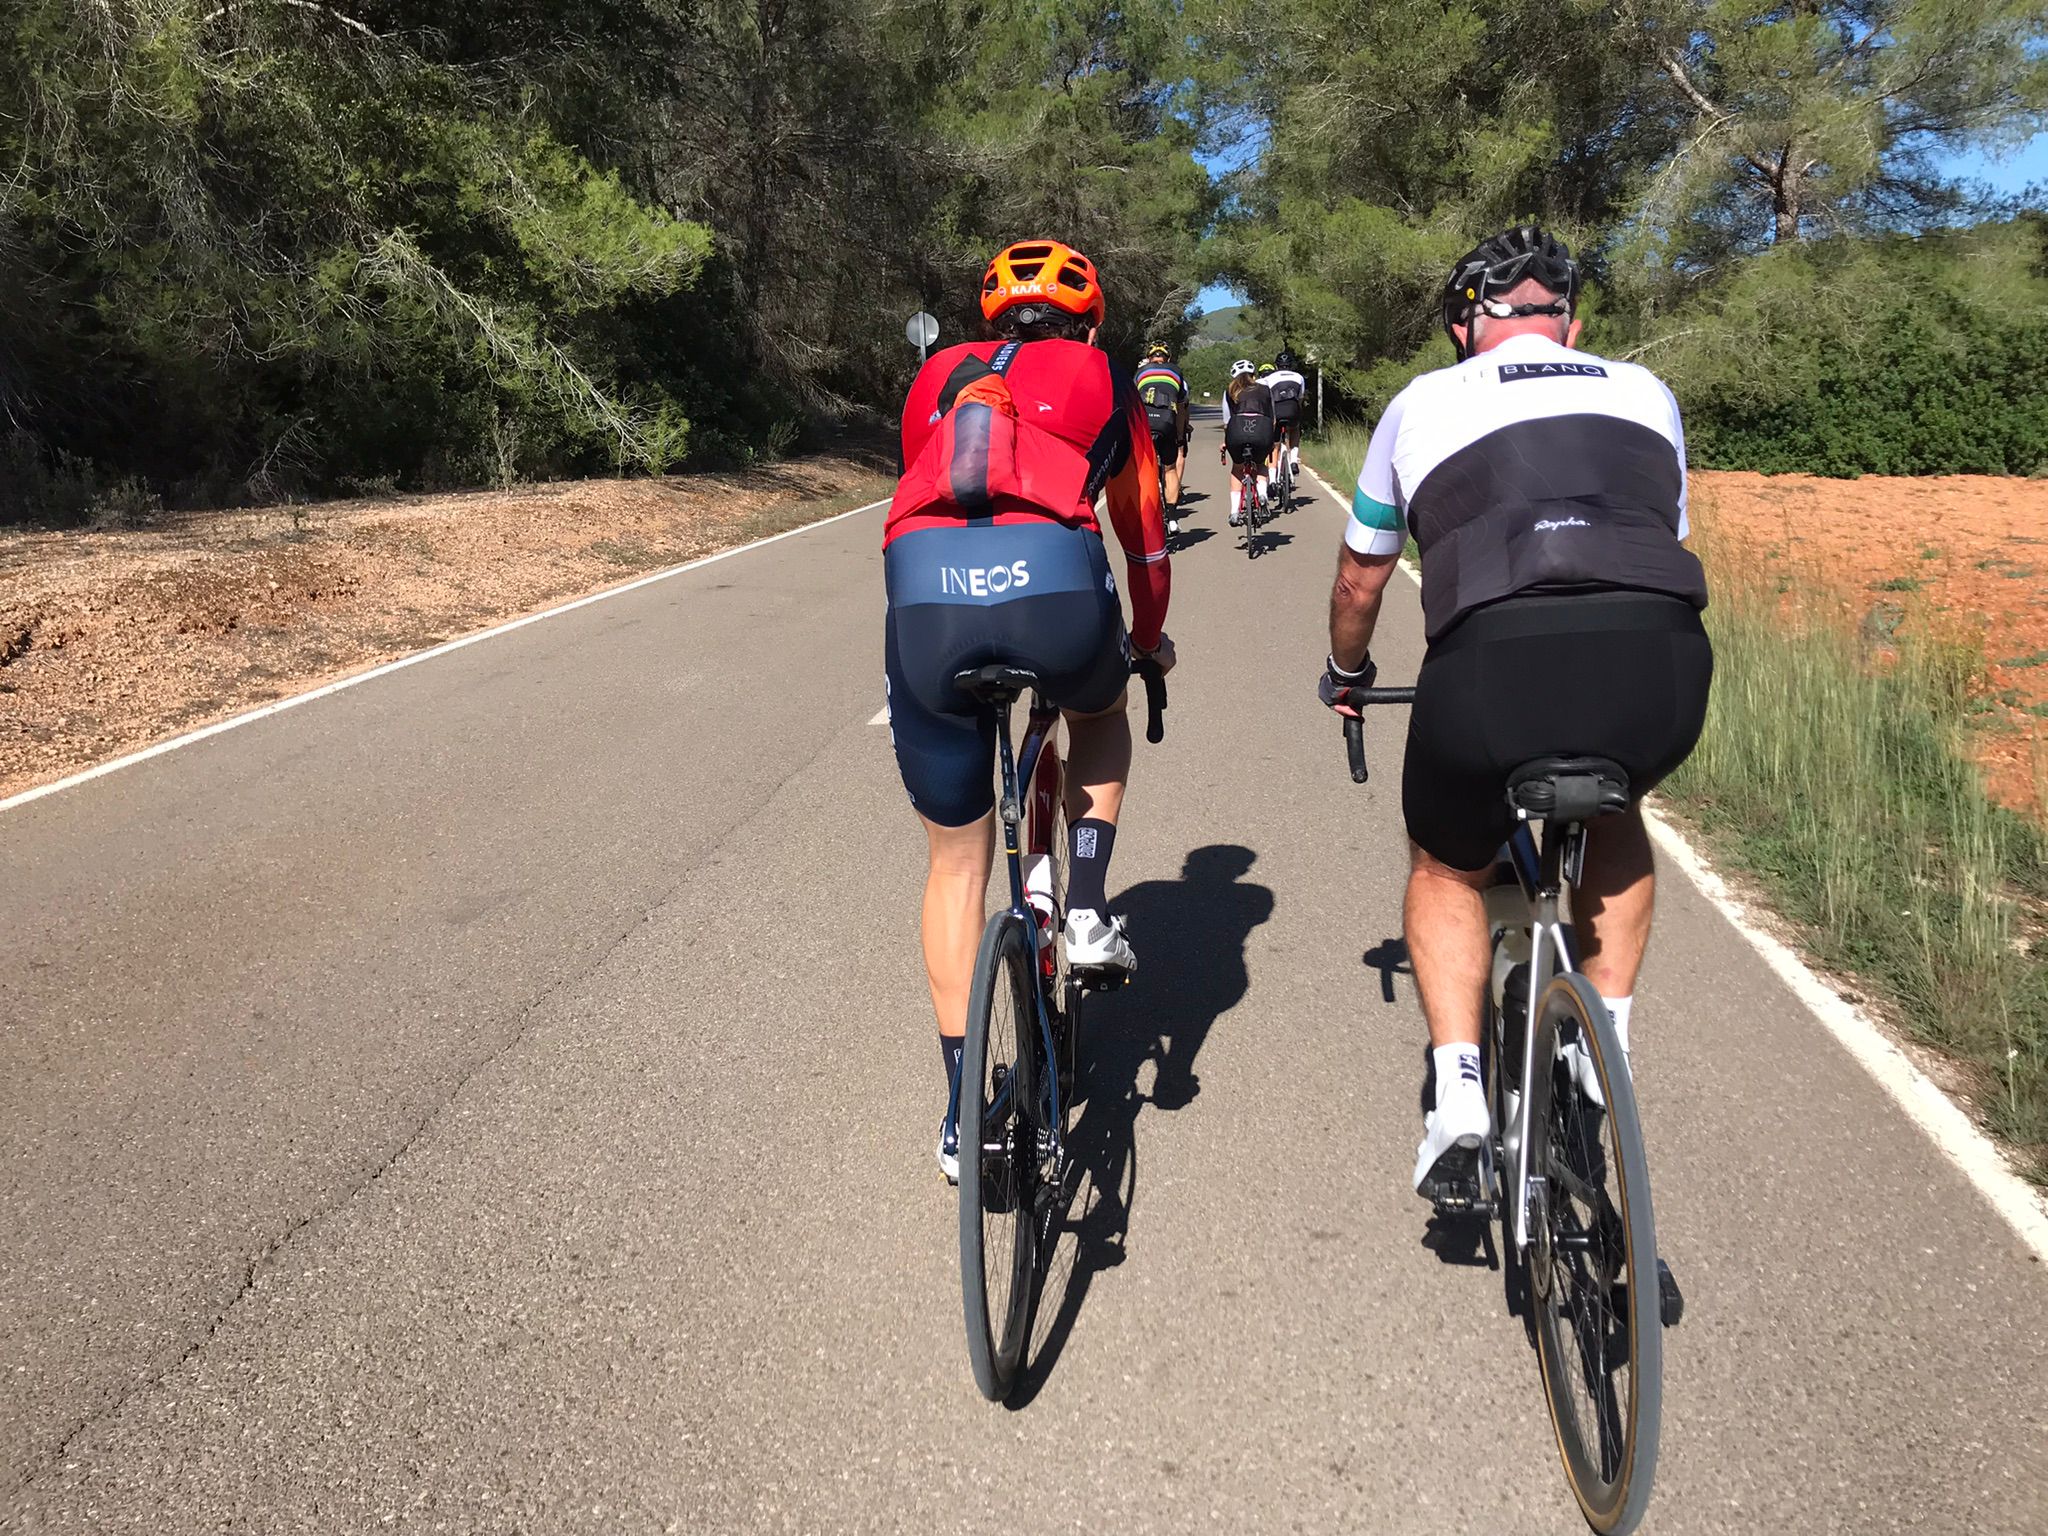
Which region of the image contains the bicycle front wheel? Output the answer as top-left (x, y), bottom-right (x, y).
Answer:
top-left (959, 910), bottom-right (1040, 1400)
top-left (1526, 972), bottom-right (1662, 1534)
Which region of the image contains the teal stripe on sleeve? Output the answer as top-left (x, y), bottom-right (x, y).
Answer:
top-left (1350, 485), bottom-right (1402, 533)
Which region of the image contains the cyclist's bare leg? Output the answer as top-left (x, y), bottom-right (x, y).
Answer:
top-left (1164, 456), bottom-right (1183, 506)
top-left (919, 812), bottom-right (996, 1037)
top-left (1574, 802), bottom-right (1655, 999)
top-left (1403, 842), bottom-right (1493, 1048)
top-left (1061, 693), bottom-right (1132, 828)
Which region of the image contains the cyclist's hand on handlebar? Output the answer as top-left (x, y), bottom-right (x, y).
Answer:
top-left (1135, 632), bottom-right (1177, 677)
top-left (1318, 652), bottom-right (1376, 715)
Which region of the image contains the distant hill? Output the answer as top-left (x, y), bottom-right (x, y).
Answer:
top-left (1190, 304), bottom-right (1254, 347)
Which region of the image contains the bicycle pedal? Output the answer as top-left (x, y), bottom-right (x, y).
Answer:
top-left (1075, 970), bottom-right (1132, 993)
top-left (1418, 1145), bottom-right (1486, 1213)
top-left (1656, 1257), bottom-right (1684, 1328)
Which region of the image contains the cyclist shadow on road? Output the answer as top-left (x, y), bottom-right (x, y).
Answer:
top-left (1246, 529), bottom-right (1295, 558)
top-left (1008, 843), bottom-right (1274, 1408)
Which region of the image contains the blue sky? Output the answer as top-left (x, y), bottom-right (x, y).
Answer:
top-left (1192, 135), bottom-right (2048, 315)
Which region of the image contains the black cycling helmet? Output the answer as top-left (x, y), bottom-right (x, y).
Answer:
top-left (1275, 348), bottom-right (1299, 370)
top-left (1441, 225), bottom-right (1580, 355)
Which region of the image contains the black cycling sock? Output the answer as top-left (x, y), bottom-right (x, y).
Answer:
top-left (941, 1034), bottom-right (963, 1097)
top-left (1067, 818), bottom-right (1117, 916)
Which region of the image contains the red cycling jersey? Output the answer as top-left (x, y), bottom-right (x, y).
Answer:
top-left (886, 338), bottom-right (1171, 650)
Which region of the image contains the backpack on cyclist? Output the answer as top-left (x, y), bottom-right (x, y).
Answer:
top-left (890, 341), bottom-right (1094, 525)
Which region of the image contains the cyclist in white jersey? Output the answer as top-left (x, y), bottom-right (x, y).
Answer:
top-left (1263, 351), bottom-right (1307, 478)
top-left (1316, 226), bottom-right (1712, 1198)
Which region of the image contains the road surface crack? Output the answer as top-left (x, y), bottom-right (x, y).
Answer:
top-left (8, 713), bottom-right (851, 1508)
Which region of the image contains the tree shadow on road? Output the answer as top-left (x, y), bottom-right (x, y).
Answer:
top-left (1006, 844), bottom-right (1274, 1408)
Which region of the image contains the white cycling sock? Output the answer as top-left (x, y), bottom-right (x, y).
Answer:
top-left (1432, 1044), bottom-right (1482, 1111)
top-left (1256, 473), bottom-right (1269, 497)
top-left (1601, 995), bottom-right (1633, 1055)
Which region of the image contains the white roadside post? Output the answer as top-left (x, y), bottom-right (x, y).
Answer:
top-left (905, 310), bottom-right (940, 367)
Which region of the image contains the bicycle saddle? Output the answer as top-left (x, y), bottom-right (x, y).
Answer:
top-left (1505, 756), bottom-right (1631, 823)
top-left (951, 663), bottom-right (1044, 706)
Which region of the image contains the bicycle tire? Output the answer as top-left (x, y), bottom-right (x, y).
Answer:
top-left (1244, 478), bottom-right (1260, 558)
top-left (1526, 971), bottom-right (1662, 1534)
top-left (959, 909), bottom-right (1040, 1400)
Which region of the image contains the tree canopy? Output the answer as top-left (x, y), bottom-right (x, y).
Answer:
top-left (3, 0), bottom-right (2043, 513)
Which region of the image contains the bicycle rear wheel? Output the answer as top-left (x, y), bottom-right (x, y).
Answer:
top-left (1243, 477), bottom-right (1260, 557)
top-left (959, 910), bottom-right (1040, 1400)
top-left (1526, 972), bottom-right (1662, 1534)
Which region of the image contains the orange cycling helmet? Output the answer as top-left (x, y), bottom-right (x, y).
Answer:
top-left (980, 239), bottom-right (1106, 329)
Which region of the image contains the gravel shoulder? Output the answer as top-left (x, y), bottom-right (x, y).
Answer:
top-left (0, 456), bottom-right (893, 800)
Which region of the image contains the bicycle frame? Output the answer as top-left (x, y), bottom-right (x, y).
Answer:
top-left (992, 693), bottom-right (1070, 1151)
top-left (1498, 812), bottom-right (1590, 1252)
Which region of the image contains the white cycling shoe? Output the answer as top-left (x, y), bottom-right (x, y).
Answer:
top-left (1414, 1076), bottom-right (1491, 1199)
top-left (937, 1115), bottom-right (960, 1185)
top-left (1064, 908), bottom-right (1136, 978)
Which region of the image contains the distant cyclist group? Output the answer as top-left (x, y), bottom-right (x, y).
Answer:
top-left (1220, 353), bottom-right (1306, 528)
top-left (881, 227), bottom-right (1711, 1197)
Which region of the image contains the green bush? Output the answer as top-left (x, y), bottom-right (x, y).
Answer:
top-left (1653, 222), bottom-right (2048, 478)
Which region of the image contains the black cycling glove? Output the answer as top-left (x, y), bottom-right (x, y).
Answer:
top-left (1318, 652), bottom-right (1377, 711)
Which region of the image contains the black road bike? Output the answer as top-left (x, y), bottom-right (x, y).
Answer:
top-left (956, 658), bottom-right (1167, 1401)
top-left (1232, 459), bottom-right (1271, 558)
top-left (1340, 686), bottom-right (1683, 1535)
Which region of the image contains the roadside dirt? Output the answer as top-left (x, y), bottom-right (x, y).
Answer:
top-left (1691, 470), bottom-right (2048, 818)
top-left (0, 456), bottom-right (893, 801)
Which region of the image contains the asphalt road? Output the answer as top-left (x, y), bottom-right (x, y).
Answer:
top-left (5, 412), bottom-right (2045, 1534)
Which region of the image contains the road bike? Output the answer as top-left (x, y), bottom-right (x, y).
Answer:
top-left (956, 657), bottom-right (1167, 1402)
top-left (1231, 458), bottom-right (1271, 558)
top-left (1271, 436), bottom-right (1294, 513)
top-left (1339, 685), bottom-right (1683, 1535)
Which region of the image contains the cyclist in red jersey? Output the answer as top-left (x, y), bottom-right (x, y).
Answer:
top-left (883, 238), bottom-right (1176, 1181)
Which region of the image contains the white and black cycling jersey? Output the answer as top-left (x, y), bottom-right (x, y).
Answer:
top-left (1264, 368), bottom-right (1307, 418)
top-left (1345, 335), bottom-right (1707, 639)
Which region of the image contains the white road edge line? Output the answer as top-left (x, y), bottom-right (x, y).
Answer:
top-left (1, 495), bottom-right (891, 817)
top-left (1299, 458), bottom-right (2048, 1261)
top-left (867, 706), bottom-right (891, 726)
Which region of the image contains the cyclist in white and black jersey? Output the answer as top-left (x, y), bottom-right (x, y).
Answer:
top-left (1263, 350), bottom-right (1307, 479)
top-left (1316, 226), bottom-right (1713, 1198)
